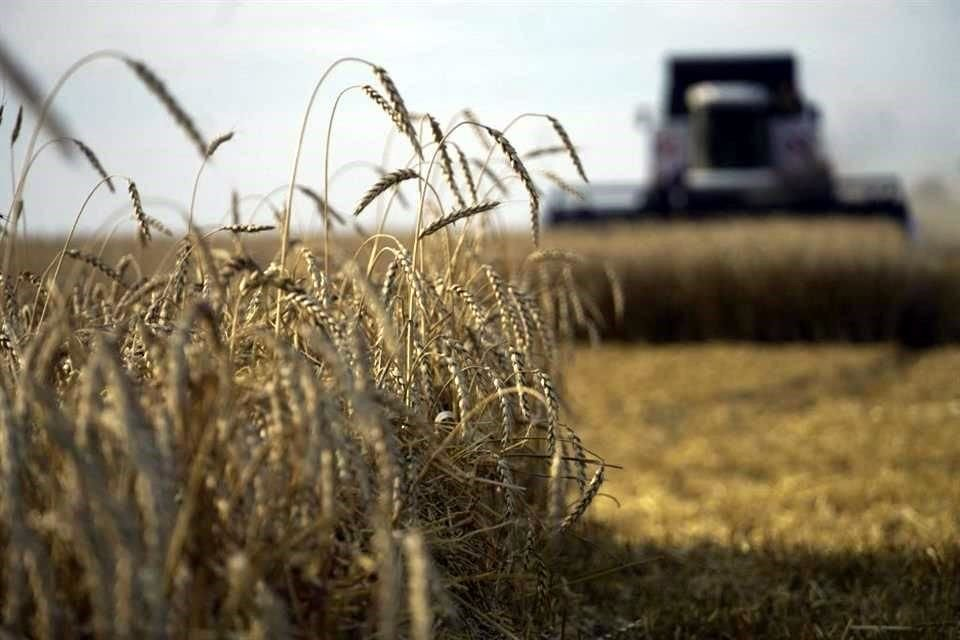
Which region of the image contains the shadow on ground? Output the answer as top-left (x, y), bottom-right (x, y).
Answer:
top-left (561, 527), bottom-right (960, 639)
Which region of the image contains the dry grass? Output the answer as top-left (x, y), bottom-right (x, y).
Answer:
top-left (0, 53), bottom-right (600, 639)
top-left (564, 344), bottom-right (960, 638)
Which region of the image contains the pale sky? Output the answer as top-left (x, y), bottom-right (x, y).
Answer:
top-left (2, 1), bottom-right (959, 235)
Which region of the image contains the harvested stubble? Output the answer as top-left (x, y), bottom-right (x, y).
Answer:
top-left (0, 53), bottom-right (600, 639)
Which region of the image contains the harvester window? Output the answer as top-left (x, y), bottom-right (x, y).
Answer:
top-left (690, 105), bottom-right (770, 169)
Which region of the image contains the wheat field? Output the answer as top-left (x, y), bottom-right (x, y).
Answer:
top-left (0, 53), bottom-right (614, 639)
top-left (2, 49), bottom-right (959, 640)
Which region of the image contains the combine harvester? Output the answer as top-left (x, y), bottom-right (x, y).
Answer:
top-left (545, 52), bottom-right (913, 232)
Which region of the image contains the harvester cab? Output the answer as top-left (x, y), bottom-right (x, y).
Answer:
top-left (545, 52), bottom-right (913, 232)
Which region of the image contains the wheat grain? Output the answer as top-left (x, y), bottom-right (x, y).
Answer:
top-left (522, 144), bottom-right (570, 160)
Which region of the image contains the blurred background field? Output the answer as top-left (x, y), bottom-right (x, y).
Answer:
top-left (539, 217), bottom-right (960, 346)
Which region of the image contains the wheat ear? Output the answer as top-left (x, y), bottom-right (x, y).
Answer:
top-left (558, 464), bottom-right (605, 533)
top-left (546, 115), bottom-right (587, 182)
top-left (72, 139), bottom-right (115, 193)
top-left (205, 131), bottom-right (234, 158)
top-left (124, 58), bottom-right (207, 157)
top-left (418, 201), bottom-right (500, 239)
top-left (487, 128), bottom-right (541, 247)
top-left (10, 105), bottom-right (23, 146)
top-left (372, 67), bottom-right (422, 159)
top-left (427, 114), bottom-right (466, 209)
top-left (127, 182), bottom-right (151, 247)
top-left (221, 224), bottom-right (275, 234)
top-left (297, 185), bottom-right (346, 226)
top-left (353, 168), bottom-right (419, 217)
top-left (65, 250), bottom-right (126, 285)
top-left (539, 170), bottom-right (584, 201)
